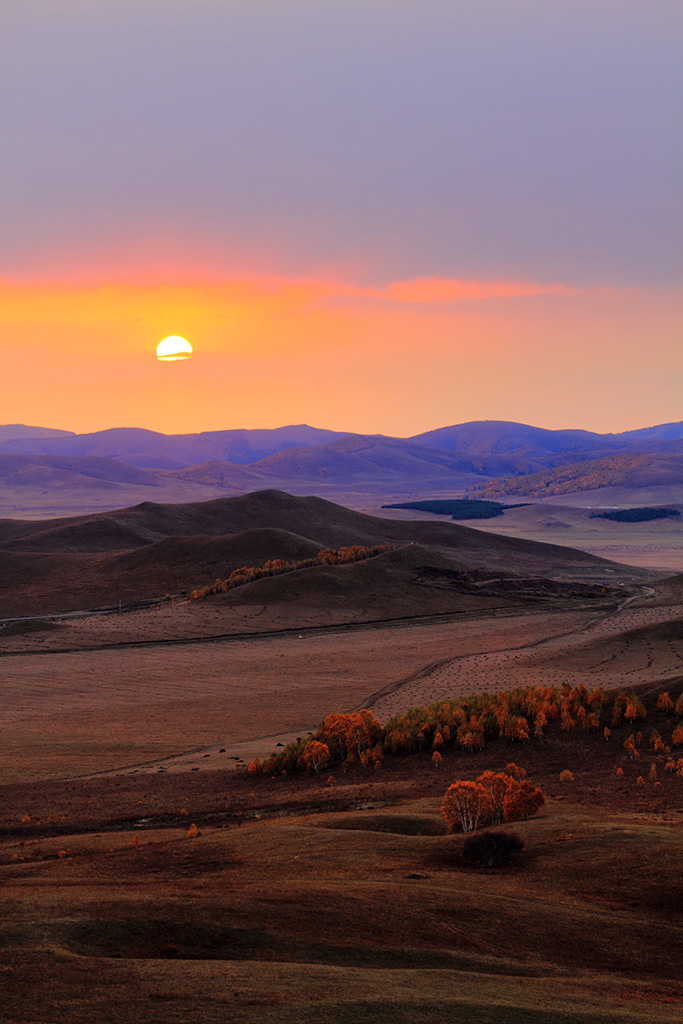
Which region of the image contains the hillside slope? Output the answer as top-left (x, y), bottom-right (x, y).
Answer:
top-left (0, 490), bottom-right (653, 620)
top-left (475, 453), bottom-right (683, 500)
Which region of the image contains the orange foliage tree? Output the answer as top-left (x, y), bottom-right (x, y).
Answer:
top-left (657, 692), bottom-right (674, 715)
top-left (441, 781), bottom-right (492, 833)
top-left (302, 740), bottom-right (331, 774)
top-left (476, 771), bottom-right (513, 825)
top-left (502, 779), bottom-right (545, 822)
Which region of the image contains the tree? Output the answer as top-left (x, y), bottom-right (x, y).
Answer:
top-left (624, 696), bottom-right (646, 724)
top-left (477, 771), bottom-right (513, 825)
top-left (441, 781), bottom-right (492, 833)
top-left (502, 780), bottom-right (545, 822)
top-left (657, 692), bottom-right (674, 715)
top-left (303, 740), bottom-right (330, 774)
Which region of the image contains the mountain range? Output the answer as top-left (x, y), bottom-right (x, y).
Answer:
top-left (1, 419), bottom-right (682, 514)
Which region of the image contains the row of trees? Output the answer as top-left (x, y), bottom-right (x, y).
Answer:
top-left (189, 545), bottom-right (389, 601)
top-left (247, 685), bottom-right (683, 777)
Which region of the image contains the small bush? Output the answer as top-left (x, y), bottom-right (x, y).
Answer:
top-left (462, 830), bottom-right (524, 868)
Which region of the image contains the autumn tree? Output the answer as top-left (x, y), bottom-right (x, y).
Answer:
top-left (303, 740), bottom-right (330, 774)
top-left (476, 770), bottom-right (513, 825)
top-left (624, 696), bottom-right (646, 725)
top-left (657, 691), bottom-right (674, 715)
top-left (441, 781), bottom-right (492, 833)
top-left (502, 779), bottom-right (545, 822)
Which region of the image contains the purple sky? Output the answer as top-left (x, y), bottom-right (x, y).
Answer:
top-left (3, 0), bottom-right (681, 286)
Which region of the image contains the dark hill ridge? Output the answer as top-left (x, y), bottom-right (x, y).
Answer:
top-left (0, 488), bottom-right (654, 619)
top-left (0, 527), bottom-right (325, 618)
top-left (212, 543), bottom-right (608, 623)
top-left (0, 489), bottom-right (648, 581)
top-left (213, 544), bottom-right (515, 620)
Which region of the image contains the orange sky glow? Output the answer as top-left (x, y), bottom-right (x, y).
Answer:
top-left (2, 274), bottom-right (680, 437)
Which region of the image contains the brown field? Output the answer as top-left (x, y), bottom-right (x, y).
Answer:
top-left (3, 706), bottom-right (683, 1024)
top-left (2, 492), bottom-right (683, 1022)
top-left (0, 607), bottom-right (597, 782)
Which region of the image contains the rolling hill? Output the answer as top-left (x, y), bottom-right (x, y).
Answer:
top-left (0, 490), bottom-right (651, 618)
top-left (2, 419), bottom-right (683, 514)
top-left (409, 419), bottom-right (628, 457)
top-left (0, 424), bottom-right (75, 443)
top-left (0, 424), bottom-right (351, 469)
top-left (0, 453), bottom-right (160, 491)
top-left (473, 453), bottom-right (683, 501)
top-left (168, 435), bottom-right (480, 489)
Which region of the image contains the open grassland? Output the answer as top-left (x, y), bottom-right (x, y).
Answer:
top-left (1, 491), bottom-right (682, 1020)
top-left (366, 502), bottom-right (683, 573)
top-left (2, 577), bottom-right (681, 782)
top-left (2, 727), bottom-right (683, 1024)
top-left (0, 608), bottom-right (595, 782)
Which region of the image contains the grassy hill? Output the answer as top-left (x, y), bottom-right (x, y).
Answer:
top-left (0, 490), bottom-right (648, 617)
top-left (473, 453), bottom-right (683, 500)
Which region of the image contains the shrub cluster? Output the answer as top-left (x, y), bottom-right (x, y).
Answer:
top-left (462, 830), bottom-right (525, 868)
top-left (249, 709), bottom-right (384, 776)
top-left (189, 544), bottom-right (389, 600)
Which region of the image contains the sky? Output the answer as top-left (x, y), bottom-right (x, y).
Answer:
top-left (2, 0), bottom-right (681, 437)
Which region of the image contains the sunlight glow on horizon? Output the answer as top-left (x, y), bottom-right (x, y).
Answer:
top-left (156, 336), bottom-right (193, 361)
top-left (1, 272), bottom-right (680, 438)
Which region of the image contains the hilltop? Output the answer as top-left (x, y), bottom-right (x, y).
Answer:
top-left (0, 489), bottom-right (648, 620)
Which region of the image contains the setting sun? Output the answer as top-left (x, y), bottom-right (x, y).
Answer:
top-left (156, 336), bottom-right (193, 361)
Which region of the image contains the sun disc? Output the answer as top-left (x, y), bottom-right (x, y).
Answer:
top-left (156, 336), bottom-right (193, 361)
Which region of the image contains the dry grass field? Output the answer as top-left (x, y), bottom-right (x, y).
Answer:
top-left (3, 715), bottom-right (683, 1024)
top-left (2, 492), bottom-right (682, 1022)
top-left (367, 501), bottom-right (683, 573)
top-left (0, 607), bottom-right (597, 782)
